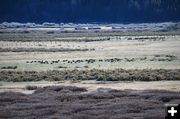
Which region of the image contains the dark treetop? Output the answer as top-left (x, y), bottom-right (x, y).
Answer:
top-left (0, 0), bottom-right (180, 23)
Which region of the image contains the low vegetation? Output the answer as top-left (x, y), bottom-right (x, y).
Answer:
top-left (0, 86), bottom-right (179, 119)
top-left (0, 48), bottom-right (94, 52)
top-left (1, 66), bottom-right (17, 69)
top-left (58, 66), bottom-right (67, 69)
top-left (25, 85), bottom-right (38, 90)
top-left (55, 37), bottom-right (110, 42)
top-left (0, 69), bottom-right (180, 82)
top-left (0, 32), bottom-right (112, 42)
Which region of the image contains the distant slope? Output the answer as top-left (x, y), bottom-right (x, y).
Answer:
top-left (0, 0), bottom-right (180, 23)
top-left (161, 22), bottom-right (180, 32)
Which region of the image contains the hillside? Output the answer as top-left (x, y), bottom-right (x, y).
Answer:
top-left (0, 0), bottom-right (180, 23)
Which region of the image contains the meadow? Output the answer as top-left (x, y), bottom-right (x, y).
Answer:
top-left (0, 30), bottom-right (180, 119)
top-left (0, 32), bottom-right (180, 71)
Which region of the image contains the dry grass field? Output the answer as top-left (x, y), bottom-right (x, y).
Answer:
top-left (0, 33), bottom-right (180, 71)
top-left (0, 31), bottom-right (180, 119)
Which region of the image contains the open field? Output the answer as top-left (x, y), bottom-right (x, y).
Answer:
top-left (0, 31), bottom-right (180, 119)
top-left (0, 32), bottom-right (180, 70)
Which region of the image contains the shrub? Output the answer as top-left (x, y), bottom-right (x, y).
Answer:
top-left (1, 66), bottom-right (17, 69)
top-left (58, 66), bottom-right (67, 68)
top-left (84, 66), bottom-right (89, 68)
top-left (0, 86), bottom-right (179, 119)
top-left (25, 85), bottom-right (38, 90)
top-left (0, 48), bottom-right (92, 52)
top-left (0, 69), bottom-right (180, 82)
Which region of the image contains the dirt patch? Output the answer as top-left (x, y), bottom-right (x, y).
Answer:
top-left (0, 86), bottom-right (179, 119)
